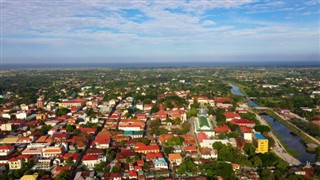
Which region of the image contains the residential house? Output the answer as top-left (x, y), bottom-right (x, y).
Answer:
top-left (239, 126), bottom-right (253, 142)
top-left (8, 158), bottom-right (24, 170)
top-left (0, 145), bottom-right (14, 156)
top-left (153, 158), bottom-right (168, 170)
top-left (224, 112), bottom-right (241, 122)
top-left (82, 155), bottom-right (101, 169)
top-left (231, 119), bottom-right (255, 128)
top-left (74, 171), bottom-right (95, 180)
top-left (20, 174), bottom-right (39, 180)
top-left (168, 153), bottom-right (182, 166)
top-left (200, 148), bottom-right (218, 159)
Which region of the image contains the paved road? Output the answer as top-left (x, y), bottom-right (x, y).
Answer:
top-left (70, 101), bottom-right (120, 178)
top-left (243, 104), bottom-right (301, 165)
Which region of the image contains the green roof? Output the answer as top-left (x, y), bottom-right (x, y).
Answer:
top-left (199, 116), bottom-right (209, 128)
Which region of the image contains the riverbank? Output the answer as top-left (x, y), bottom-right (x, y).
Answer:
top-left (265, 110), bottom-right (319, 147)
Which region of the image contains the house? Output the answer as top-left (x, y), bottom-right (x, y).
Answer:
top-left (197, 132), bottom-right (208, 143)
top-left (129, 170), bottom-right (137, 179)
top-left (200, 148), bottom-right (218, 159)
top-left (239, 126), bottom-right (253, 142)
top-left (22, 147), bottom-right (42, 156)
top-left (214, 124), bottom-right (231, 134)
top-left (231, 119), bottom-right (255, 128)
top-left (194, 116), bottom-right (215, 137)
top-left (82, 155), bottom-right (100, 169)
top-left (42, 146), bottom-right (65, 158)
top-left (0, 145), bottom-right (14, 156)
top-left (146, 152), bottom-right (164, 161)
top-left (168, 153), bottom-right (182, 166)
top-left (91, 136), bottom-right (110, 149)
top-left (8, 158), bottom-right (24, 170)
top-left (200, 139), bottom-right (229, 148)
top-left (37, 158), bottom-right (52, 170)
top-left (104, 172), bottom-right (122, 180)
top-left (153, 158), bottom-right (168, 170)
top-left (20, 173), bottom-right (39, 180)
top-left (74, 171), bottom-right (95, 180)
top-left (135, 144), bottom-right (160, 154)
top-left (53, 166), bottom-right (73, 178)
top-left (59, 98), bottom-right (87, 108)
top-left (224, 112), bottom-right (241, 121)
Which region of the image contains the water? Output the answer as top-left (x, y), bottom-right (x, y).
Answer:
top-left (262, 115), bottom-right (316, 163)
top-left (228, 83), bottom-right (245, 96)
top-left (229, 84), bottom-right (316, 163)
top-left (2, 60), bottom-right (319, 70)
top-left (247, 100), bottom-right (259, 107)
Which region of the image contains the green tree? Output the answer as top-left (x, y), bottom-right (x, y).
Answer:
top-left (57, 108), bottom-right (70, 116)
top-left (94, 161), bottom-right (110, 173)
top-left (66, 124), bottom-right (76, 132)
top-left (255, 125), bottom-right (270, 133)
top-left (244, 143), bottom-right (256, 157)
top-left (65, 157), bottom-right (75, 166)
top-left (216, 162), bottom-right (234, 179)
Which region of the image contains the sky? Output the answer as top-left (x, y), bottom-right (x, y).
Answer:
top-left (1, 0), bottom-right (319, 64)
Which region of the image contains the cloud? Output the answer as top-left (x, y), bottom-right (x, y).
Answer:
top-left (1, 0), bottom-right (319, 60)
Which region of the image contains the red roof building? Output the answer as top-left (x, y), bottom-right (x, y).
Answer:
top-left (214, 124), bottom-right (231, 134)
top-left (231, 119), bottom-right (255, 128)
top-left (197, 132), bottom-right (208, 143)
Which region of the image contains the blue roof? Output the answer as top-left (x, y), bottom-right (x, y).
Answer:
top-left (124, 131), bottom-right (133, 135)
top-left (254, 133), bottom-right (265, 139)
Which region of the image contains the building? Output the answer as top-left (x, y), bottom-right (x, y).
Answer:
top-left (0, 145), bottom-right (14, 156)
top-left (8, 158), bottom-right (24, 170)
top-left (239, 126), bottom-right (253, 142)
top-left (37, 98), bottom-right (44, 108)
top-left (59, 98), bottom-right (87, 108)
top-left (253, 133), bottom-right (268, 154)
top-left (153, 158), bottom-right (168, 170)
top-left (194, 116), bottom-right (215, 137)
top-left (20, 174), bottom-right (39, 180)
top-left (168, 153), bottom-right (182, 166)
top-left (82, 155), bottom-right (101, 169)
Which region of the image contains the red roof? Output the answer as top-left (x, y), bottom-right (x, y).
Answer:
top-left (215, 97), bottom-right (234, 104)
top-left (185, 146), bottom-right (197, 152)
top-left (82, 155), bottom-right (98, 161)
top-left (214, 124), bottom-right (231, 133)
top-left (135, 145), bottom-right (160, 152)
top-left (239, 126), bottom-right (252, 133)
top-left (94, 136), bottom-right (110, 145)
top-left (231, 119), bottom-right (255, 125)
top-left (224, 112), bottom-right (240, 119)
top-left (129, 170), bottom-right (137, 177)
top-left (197, 132), bottom-right (208, 143)
top-left (79, 127), bottom-right (97, 133)
top-left (0, 145), bottom-right (14, 150)
top-left (146, 152), bottom-right (163, 159)
top-left (312, 121), bottom-right (320, 126)
top-left (137, 160), bottom-right (144, 166)
top-left (63, 153), bottom-right (80, 160)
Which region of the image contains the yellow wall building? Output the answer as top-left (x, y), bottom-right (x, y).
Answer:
top-left (254, 133), bottom-right (268, 153)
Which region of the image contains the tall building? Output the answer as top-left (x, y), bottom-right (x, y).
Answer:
top-left (253, 133), bottom-right (268, 154)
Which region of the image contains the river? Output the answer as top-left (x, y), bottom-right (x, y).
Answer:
top-left (229, 83), bottom-right (316, 163)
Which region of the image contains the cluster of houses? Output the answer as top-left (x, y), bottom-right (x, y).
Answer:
top-left (0, 82), bottom-right (318, 180)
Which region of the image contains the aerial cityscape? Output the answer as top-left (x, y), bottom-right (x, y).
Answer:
top-left (1, 0), bottom-right (320, 180)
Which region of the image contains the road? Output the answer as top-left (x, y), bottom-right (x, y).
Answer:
top-left (70, 101), bottom-right (120, 179)
top-left (242, 103), bottom-right (301, 165)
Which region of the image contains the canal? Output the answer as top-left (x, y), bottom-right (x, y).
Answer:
top-left (229, 83), bottom-right (316, 163)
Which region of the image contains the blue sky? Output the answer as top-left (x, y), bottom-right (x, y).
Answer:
top-left (1, 0), bottom-right (319, 63)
